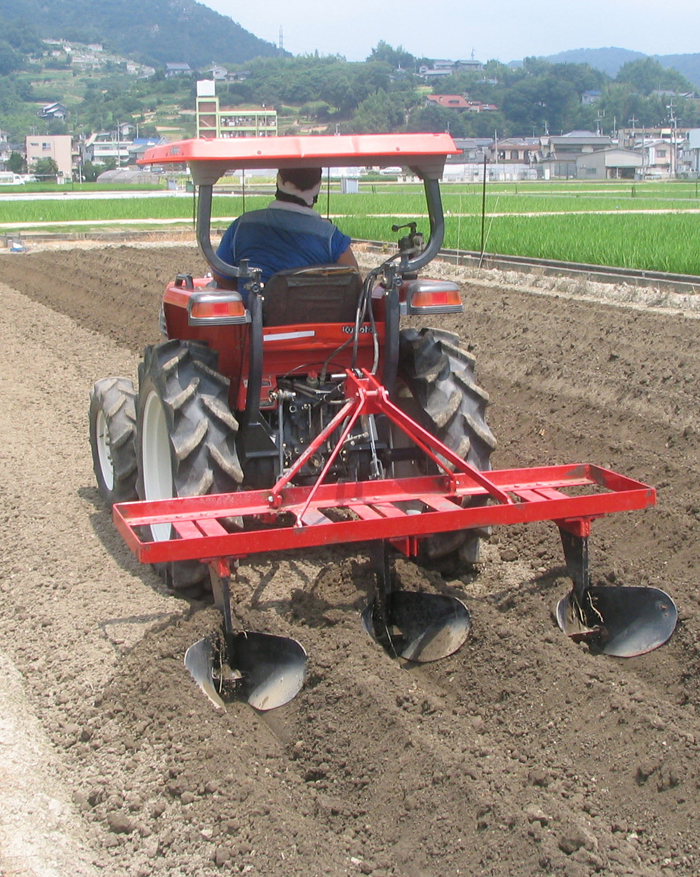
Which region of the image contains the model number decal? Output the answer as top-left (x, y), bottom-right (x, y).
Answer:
top-left (342, 325), bottom-right (373, 334)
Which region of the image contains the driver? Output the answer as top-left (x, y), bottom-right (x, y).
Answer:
top-left (214, 166), bottom-right (357, 294)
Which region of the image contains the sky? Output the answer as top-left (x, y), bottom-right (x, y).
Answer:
top-left (201, 0), bottom-right (700, 63)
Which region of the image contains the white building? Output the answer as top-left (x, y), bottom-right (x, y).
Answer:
top-left (83, 132), bottom-right (133, 166)
top-left (25, 134), bottom-right (73, 178)
top-left (576, 148), bottom-right (642, 180)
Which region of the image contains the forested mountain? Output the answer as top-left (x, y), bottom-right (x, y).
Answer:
top-left (539, 47), bottom-right (700, 89)
top-left (0, 0), bottom-right (279, 67)
top-left (657, 55), bottom-right (700, 92)
top-left (539, 48), bottom-right (647, 77)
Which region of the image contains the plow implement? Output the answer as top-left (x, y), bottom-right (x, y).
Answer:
top-left (113, 371), bottom-right (677, 710)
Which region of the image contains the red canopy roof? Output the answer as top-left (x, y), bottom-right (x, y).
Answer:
top-left (138, 133), bottom-right (458, 184)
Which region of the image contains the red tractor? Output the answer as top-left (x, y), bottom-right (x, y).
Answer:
top-left (90, 134), bottom-right (676, 711)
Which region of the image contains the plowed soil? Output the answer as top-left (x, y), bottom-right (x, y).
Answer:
top-left (1, 242), bottom-right (699, 877)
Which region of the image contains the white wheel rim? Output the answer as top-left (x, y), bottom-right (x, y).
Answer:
top-left (95, 410), bottom-right (115, 491)
top-left (141, 389), bottom-right (173, 542)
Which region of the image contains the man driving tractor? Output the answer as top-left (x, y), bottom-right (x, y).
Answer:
top-left (214, 166), bottom-right (358, 294)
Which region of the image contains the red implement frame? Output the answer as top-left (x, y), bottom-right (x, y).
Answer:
top-left (114, 371), bottom-right (655, 566)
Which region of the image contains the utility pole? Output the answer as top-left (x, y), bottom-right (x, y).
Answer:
top-left (595, 110), bottom-right (605, 136)
top-left (667, 100), bottom-right (678, 178)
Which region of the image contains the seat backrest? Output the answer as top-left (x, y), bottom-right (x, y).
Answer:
top-left (262, 265), bottom-right (362, 326)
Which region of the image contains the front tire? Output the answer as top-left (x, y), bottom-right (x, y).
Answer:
top-left (89, 377), bottom-right (138, 507)
top-left (136, 340), bottom-right (243, 591)
top-left (395, 327), bottom-right (497, 571)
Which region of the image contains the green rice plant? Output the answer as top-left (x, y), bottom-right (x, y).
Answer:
top-left (4, 182), bottom-right (699, 276)
top-left (446, 213), bottom-right (700, 275)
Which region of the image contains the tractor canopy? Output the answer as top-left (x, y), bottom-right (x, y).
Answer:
top-left (138, 133), bottom-right (459, 185)
top-left (139, 133), bottom-right (459, 280)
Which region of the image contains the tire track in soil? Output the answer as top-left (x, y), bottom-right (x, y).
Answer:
top-left (1, 244), bottom-right (700, 876)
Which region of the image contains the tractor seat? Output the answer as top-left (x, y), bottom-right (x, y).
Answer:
top-left (262, 265), bottom-right (362, 326)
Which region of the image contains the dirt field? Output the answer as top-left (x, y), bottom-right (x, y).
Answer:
top-left (1, 242), bottom-right (699, 877)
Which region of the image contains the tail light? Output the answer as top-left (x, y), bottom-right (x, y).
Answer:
top-left (402, 280), bottom-right (463, 315)
top-left (187, 292), bottom-right (250, 325)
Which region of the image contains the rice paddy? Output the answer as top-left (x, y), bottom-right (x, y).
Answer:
top-left (3, 179), bottom-right (699, 275)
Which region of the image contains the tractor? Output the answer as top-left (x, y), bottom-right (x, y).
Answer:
top-left (89, 134), bottom-right (676, 711)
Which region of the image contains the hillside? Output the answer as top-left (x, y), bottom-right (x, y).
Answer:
top-left (541, 47), bottom-right (645, 76)
top-left (540, 47), bottom-right (700, 88)
top-left (658, 54), bottom-right (700, 91)
top-left (0, 0), bottom-right (280, 68)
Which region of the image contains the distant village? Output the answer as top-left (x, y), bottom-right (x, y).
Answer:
top-left (2, 42), bottom-right (700, 183)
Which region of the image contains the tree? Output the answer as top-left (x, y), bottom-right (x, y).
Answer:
top-left (616, 58), bottom-right (693, 96)
top-left (47, 119), bottom-right (68, 135)
top-left (367, 41), bottom-right (416, 72)
top-left (7, 151), bottom-right (25, 173)
top-left (551, 62), bottom-right (607, 96)
top-left (0, 40), bottom-right (22, 75)
top-left (501, 75), bottom-right (579, 135)
top-left (79, 160), bottom-right (99, 182)
top-left (320, 68), bottom-right (354, 114)
top-left (407, 102), bottom-right (455, 135)
top-left (351, 90), bottom-right (406, 133)
top-left (3, 18), bottom-right (43, 56)
top-left (32, 157), bottom-right (59, 179)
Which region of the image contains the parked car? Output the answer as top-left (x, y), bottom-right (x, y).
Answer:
top-left (0, 172), bottom-right (25, 185)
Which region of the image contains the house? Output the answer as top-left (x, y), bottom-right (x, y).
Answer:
top-left (426, 95), bottom-right (498, 112)
top-left (426, 94), bottom-right (470, 110)
top-left (83, 131), bottom-right (133, 166)
top-left (539, 131), bottom-right (613, 176)
top-left (209, 65), bottom-right (228, 81)
top-left (450, 137), bottom-right (492, 160)
top-left (542, 131), bottom-right (612, 158)
top-left (444, 138), bottom-right (492, 176)
top-left (686, 128), bottom-right (700, 175)
top-left (576, 148), bottom-right (642, 179)
top-left (638, 138), bottom-right (674, 176)
top-left (536, 131), bottom-right (611, 178)
top-left (165, 62), bottom-right (192, 78)
top-left (419, 57), bottom-right (484, 80)
top-left (495, 138), bottom-right (540, 163)
top-left (128, 137), bottom-right (169, 163)
top-left (39, 102), bottom-right (68, 120)
top-left (71, 52), bottom-right (102, 70)
top-left (466, 100), bottom-right (498, 112)
top-left (419, 65), bottom-right (453, 81)
top-left (582, 91), bottom-right (602, 105)
top-left (454, 57), bottom-right (484, 72)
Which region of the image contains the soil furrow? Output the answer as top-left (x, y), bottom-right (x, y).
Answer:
top-left (0, 243), bottom-right (698, 876)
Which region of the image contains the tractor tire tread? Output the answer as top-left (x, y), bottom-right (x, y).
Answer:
top-left (397, 327), bottom-right (496, 569)
top-left (138, 340), bottom-right (242, 589)
top-left (89, 376), bottom-right (138, 507)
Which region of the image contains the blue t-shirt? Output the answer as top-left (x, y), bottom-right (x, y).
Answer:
top-left (216, 202), bottom-right (351, 289)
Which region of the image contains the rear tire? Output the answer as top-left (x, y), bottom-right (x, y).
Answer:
top-left (136, 340), bottom-right (243, 591)
top-left (89, 377), bottom-right (138, 507)
top-left (395, 327), bottom-right (496, 571)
